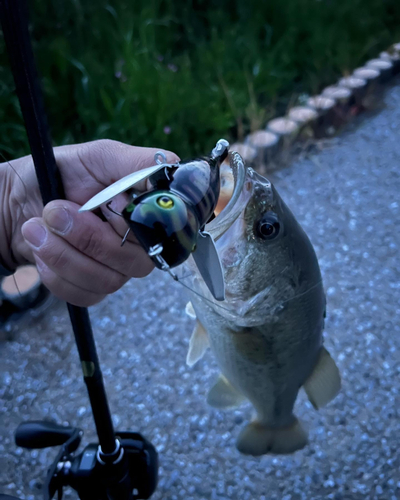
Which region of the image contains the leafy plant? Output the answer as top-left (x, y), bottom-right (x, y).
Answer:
top-left (0, 0), bottom-right (399, 160)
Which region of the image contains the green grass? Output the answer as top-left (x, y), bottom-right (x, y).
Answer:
top-left (1, 0), bottom-right (400, 160)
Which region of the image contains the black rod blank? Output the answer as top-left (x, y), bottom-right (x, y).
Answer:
top-left (0, 0), bottom-right (116, 454)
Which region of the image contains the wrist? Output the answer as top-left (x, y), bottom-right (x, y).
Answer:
top-left (0, 156), bottom-right (43, 269)
top-left (0, 160), bottom-right (16, 272)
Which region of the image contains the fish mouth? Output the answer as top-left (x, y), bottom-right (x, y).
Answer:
top-left (206, 151), bottom-right (251, 240)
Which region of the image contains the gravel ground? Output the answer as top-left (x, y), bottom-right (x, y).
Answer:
top-left (1, 80), bottom-right (400, 500)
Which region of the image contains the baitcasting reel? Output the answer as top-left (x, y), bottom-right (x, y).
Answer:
top-left (13, 420), bottom-right (158, 500)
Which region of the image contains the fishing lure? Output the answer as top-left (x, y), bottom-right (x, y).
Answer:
top-left (80, 139), bottom-right (229, 301)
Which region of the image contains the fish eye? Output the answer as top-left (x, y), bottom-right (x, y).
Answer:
top-left (257, 212), bottom-right (280, 240)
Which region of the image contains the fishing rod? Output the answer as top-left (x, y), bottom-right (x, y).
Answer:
top-left (0, 1), bottom-right (157, 498)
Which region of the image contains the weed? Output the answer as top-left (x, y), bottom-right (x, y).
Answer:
top-left (1, 0), bottom-right (399, 159)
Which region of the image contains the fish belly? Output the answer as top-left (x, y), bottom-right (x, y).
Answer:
top-left (194, 299), bottom-right (323, 428)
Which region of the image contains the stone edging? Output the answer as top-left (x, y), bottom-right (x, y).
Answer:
top-left (230, 42), bottom-right (400, 172)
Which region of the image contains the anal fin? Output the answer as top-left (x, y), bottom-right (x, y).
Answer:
top-left (207, 374), bottom-right (246, 409)
top-left (186, 321), bottom-right (209, 367)
top-left (303, 346), bottom-right (341, 409)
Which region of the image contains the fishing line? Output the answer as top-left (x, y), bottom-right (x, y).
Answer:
top-left (175, 275), bottom-right (325, 317)
top-left (172, 273), bottom-right (233, 314)
top-left (163, 209), bottom-right (248, 314)
top-left (279, 279), bottom-right (324, 308)
top-left (103, 200), bottom-right (232, 310)
top-left (12, 274), bottom-right (22, 297)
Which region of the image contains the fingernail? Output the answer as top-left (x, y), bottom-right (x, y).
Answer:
top-left (45, 207), bottom-right (72, 234)
top-left (22, 220), bottom-right (48, 249)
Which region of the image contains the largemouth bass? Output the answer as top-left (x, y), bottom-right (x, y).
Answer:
top-left (184, 152), bottom-right (341, 456)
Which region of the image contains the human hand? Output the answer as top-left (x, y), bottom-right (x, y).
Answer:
top-left (2, 140), bottom-right (179, 306)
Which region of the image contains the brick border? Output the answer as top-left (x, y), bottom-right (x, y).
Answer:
top-left (231, 42), bottom-right (400, 172)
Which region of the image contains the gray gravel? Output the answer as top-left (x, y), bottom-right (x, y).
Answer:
top-left (1, 81), bottom-right (400, 500)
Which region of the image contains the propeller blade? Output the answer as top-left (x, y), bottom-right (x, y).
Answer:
top-left (79, 163), bottom-right (166, 212)
top-left (192, 232), bottom-right (225, 301)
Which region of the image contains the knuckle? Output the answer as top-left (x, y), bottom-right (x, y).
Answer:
top-left (76, 139), bottom-right (118, 173)
top-left (42, 246), bottom-right (69, 271)
top-left (92, 139), bottom-right (122, 161)
top-left (92, 138), bottom-right (118, 150)
top-left (78, 231), bottom-right (104, 260)
top-left (87, 139), bottom-right (118, 164)
top-left (35, 256), bottom-right (107, 306)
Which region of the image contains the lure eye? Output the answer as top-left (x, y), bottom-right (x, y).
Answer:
top-left (257, 212), bottom-right (280, 240)
top-left (157, 196), bottom-right (174, 209)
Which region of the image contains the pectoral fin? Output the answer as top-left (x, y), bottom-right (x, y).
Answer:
top-left (185, 301), bottom-right (196, 319)
top-left (303, 346), bottom-right (341, 409)
top-left (207, 375), bottom-right (247, 409)
top-left (186, 321), bottom-right (209, 367)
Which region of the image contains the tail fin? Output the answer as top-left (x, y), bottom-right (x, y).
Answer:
top-left (236, 417), bottom-right (308, 456)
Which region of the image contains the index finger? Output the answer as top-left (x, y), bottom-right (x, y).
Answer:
top-left (54, 139), bottom-right (180, 206)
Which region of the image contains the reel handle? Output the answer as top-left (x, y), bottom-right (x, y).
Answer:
top-left (15, 420), bottom-right (82, 451)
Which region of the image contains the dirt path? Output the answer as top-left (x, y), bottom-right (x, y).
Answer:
top-left (1, 80), bottom-right (400, 500)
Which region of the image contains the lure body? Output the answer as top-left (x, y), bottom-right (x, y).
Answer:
top-left (122, 190), bottom-right (200, 268)
top-left (169, 157), bottom-right (220, 227)
top-left (123, 155), bottom-right (223, 270)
